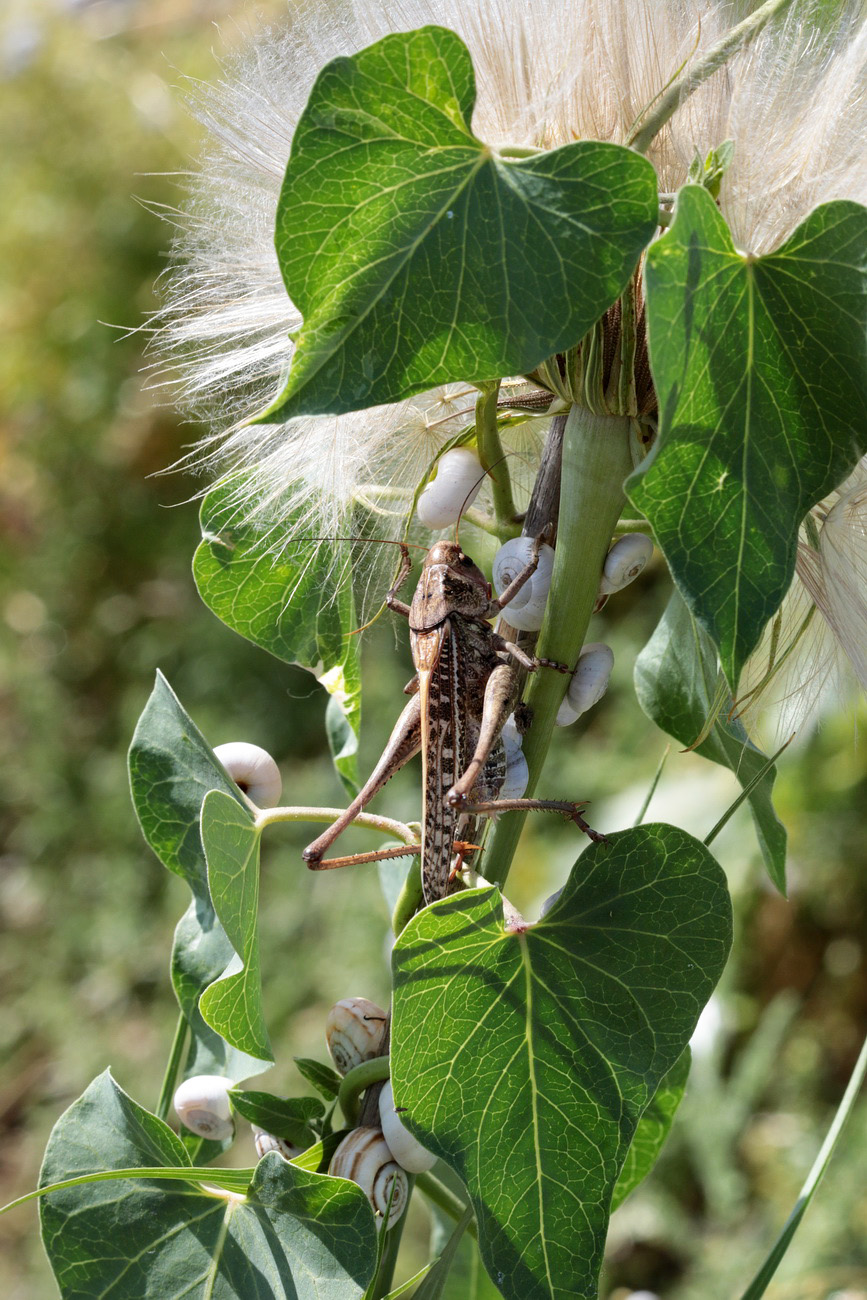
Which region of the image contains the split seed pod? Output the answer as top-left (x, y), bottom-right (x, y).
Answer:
top-left (598, 533), bottom-right (653, 596)
top-left (329, 1126), bottom-right (409, 1227)
top-left (378, 1081), bottom-right (437, 1173)
top-left (417, 448), bottom-right (484, 529)
top-left (214, 741), bottom-right (282, 808)
top-left (325, 997), bottom-right (388, 1075)
top-left (252, 1126), bottom-right (302, 1161)
top-left (556, 643), bottom-right (614, 726)
top-left (173, 1074), bottom-right (234, 1142)
top-left (492, 537), bottom-right (556, 631)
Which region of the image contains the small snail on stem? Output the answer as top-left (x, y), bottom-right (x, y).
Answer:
top-left (329, 1126), bottom-right (409, 1228)
top-left (596, 533), bottom-right (654, 608)
top-left (325, 997), bottom-right (388, 1076)
top-left (213, 741), bottom-right (282, 808)
top-left (173, 1074), bottom-right (234, 1142)
top-left (556, 643), bottom-right (615, 726)
top-left (378, 1081), bottom-right (437, 1173)
top-left (492, 537), bottom-right (556, 631)
top-left (416, 448), bottom-right (485, 529)
top-left (252, 1126), bottom-right (302, 1161)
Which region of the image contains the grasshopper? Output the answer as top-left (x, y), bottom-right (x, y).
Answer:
top-left (303, 537), bottom-right (603, 904)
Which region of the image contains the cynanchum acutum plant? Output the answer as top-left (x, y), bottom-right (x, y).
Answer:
top-left (16, 2), bottom-right (867, 1299)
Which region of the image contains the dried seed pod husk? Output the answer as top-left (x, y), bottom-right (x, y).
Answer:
top-left (173, 1074), bottom-right (234, 1142)
top-left (598, 533), bottom-right (653, 595)
top-left (252, 1126), bottom-right (303, 1161)
top-left (492, 537), bottom-right (555, 631)
top-left (329, 1126), bottom-right (409, 1227)
top-left (214, 741), bottom-right (282, 808)
top-left (378, 1081), bottom-right (437, 1174)
top-left (325, 997), bottom-right (388, 1075)
top-left (556, 643), bottom-right (614, 726)
top-left (417, 448), bottom-right (484, 529)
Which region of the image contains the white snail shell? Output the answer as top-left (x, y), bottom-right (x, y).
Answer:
top-left (329, 1126), bottom-right (409, 1228)
top-left (598, 533), bottom-right (653, 595)
top-left (173, 1074), bottom-right (234, 1142)
top-left (417, 449), bottom-right (484, 529)
top-left (499, 716), bottom-right (529, 800)
top-left (492, 537), bottom-right (555, 631)
top-left (213, 742), bottom-right (282, 808)
top-left (378, 1081), bottom-right (437, 1174)
top-left (556, 643), bottom-right (614, 726)
top-left (252, 1126), bottom-right (303, 1161)
top-left (325, 997), bottom-right (388, 1075)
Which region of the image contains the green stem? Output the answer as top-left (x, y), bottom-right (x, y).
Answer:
top-left (392, 859), bottom-right (423, 936)
top-left (156, 1012), bottom-right (189, 1123)
top-left (255, 805), bottom-right (416, 847)
top-left (475, 383), bottom-right (518, 529)
top-left (628, 0), bottom-right (794, 153)
top-left (338, 1056), bottom-right (391, 1126)
top-left (415, 1171), bottom-right (478, 1240)
top-left (484, 406), bottom-right (633, 887)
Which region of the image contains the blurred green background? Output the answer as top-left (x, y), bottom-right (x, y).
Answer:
top-left (1, 3), bottom-right (866, 1297)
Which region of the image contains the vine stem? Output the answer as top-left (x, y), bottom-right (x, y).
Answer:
top-left (156, 1012), bottom-right (189, 1122)
top-left (483, 406), bottom-right (632, 887)
top-left (475, 383), bottom-right (519, 529)
top-left (254, 805), bottom-right (416, 847)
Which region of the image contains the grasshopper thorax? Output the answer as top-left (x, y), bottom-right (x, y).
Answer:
top-left (409, 541), bottom-right (492, 631)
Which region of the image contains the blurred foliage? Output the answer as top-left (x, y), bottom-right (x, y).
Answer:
top-left (0, 2), bottom-right (866, 1298)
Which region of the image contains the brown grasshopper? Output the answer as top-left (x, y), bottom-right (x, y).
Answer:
top-left (303, 537), bottom-right (603, 904)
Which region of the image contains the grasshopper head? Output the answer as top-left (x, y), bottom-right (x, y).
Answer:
top-left (412, 541), bottom-right (492, 627)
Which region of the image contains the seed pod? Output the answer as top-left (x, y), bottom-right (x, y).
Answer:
top-left (556, 643), bottom-right (614, 726)
top-left (598, 533), bottom-right (653, 595)
top-left (329, 1126), bottom-right (409, 1227)
top-left (378, 1081), bottom-right (437, 1174)
top-left (492, 537), bottom-right (555, 631)
top-left (500, 716), bottom-right (529, 800)
top-left (252, 1126), bottom-right (302, 1161)
top-left (417, 449), bottom-right (484, 529)
top-left (173, 1074), bottom-right (234, 1142)
top-left (213, 741), bottom-right (282, 808)
top-left (325, 997), bottom-right (388, 1075)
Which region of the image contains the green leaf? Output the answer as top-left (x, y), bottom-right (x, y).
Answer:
top-left (267, 26), bottom-right (658, 419)
top-left (295, 1057), bottom-right (342, 1100)
top-left (391, 824), bottom-right (732, 1300)
top-left (199, 790), bottom-right (272, 1063)
top-left (39, 1071), bottom-right (377, 1299)
top-left (415, 1205), bottom-right (478, 1300)
top-left (629, 187), bottom-right (867, 684)
top-left (129, 673), bottom-right (264, 1082)
top-left (634, 589), bottom-right (787, 890)
top-left (230, 1090), bottom-right (323, 1145)
top-left (194, 478), bottom-right (361, 792)
top-left (610, 1047), bottom-right (691, 1213)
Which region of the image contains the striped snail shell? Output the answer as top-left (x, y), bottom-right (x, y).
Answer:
top-left (556, 643), bottom-right (614, 726)
top-left (329, 1126), bottom-right (409, 1228)
top-left (378, 1081), bottom-right (437, 1174)
top-left (213, 742), bottom-right (282, 808)
top-left (252, 1126), bottom-right (303, 1161)
top-left (325, 997), bottom-right (388, 1075)
top-left (417, 449), bottom-right (484, 529)
top-left (492, 537), bottom-right (555, 632)
top-left (499, 716), bottom-right (529, 800)
top-left (173, 1074), bottom-right (234, 1142)
top-left (598, 533), bottom-right (653, 596)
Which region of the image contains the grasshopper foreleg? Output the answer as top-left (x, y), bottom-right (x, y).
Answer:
top-left (303, 693), bottom-right (421, 868)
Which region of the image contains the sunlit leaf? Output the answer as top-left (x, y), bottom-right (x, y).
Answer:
top-left (611, 1048), bottom-right (691, 1212)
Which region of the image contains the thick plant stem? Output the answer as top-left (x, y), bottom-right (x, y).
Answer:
top-left (475, 383), bottom-right (519, 530)
top-left (483, 406), bottom-right (632, 888)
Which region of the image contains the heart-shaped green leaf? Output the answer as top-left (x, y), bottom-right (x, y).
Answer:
top-left (230, 1090), bottom-right (323, 1145)
top-left (629, 187), bottom-right (867, 686)
top-left (39, 1071), bottom-right (377, 1299)
top-left (199, 789), bottom-right (272, 1063)
top-left (610, 1047), bottom-right (690, 1213)
top-left (129, 673), bottom-right (266, 1083)
top-left (295, 1057), bottom-right (342, 1100)
top-left (391, 824), bottom-right (732, 1300)
top-left (194, 478), bottom-right (360, 792)
top-left (266, 26), bottom-right (658, 419)
top-left (635, 589), bottom-right (787, 890)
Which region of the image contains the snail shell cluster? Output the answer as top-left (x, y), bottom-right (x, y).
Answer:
top-left (378, 1081), bottom-right (437, 1174)
top-left (252, 1126), bottom-right (302, 1161)
top-left (214, 742), bottom-right (282, 808)
top-left (173, 1074), bottom-right (234, 1142)
top-left (598, 533), bottom-right (653, 596)
top-left (556, 643), bottom-right (614, 726)
top-left (329, 1126), bottom-right (409, 1228)
top-left (417, 449), bottom-right (484, 529)
top-left (499, 716), bottom-right (529, 800)
top-left (325, 997), bottom-right (388, 1075)
top-left (492, 537), bottom-right (556, 631)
